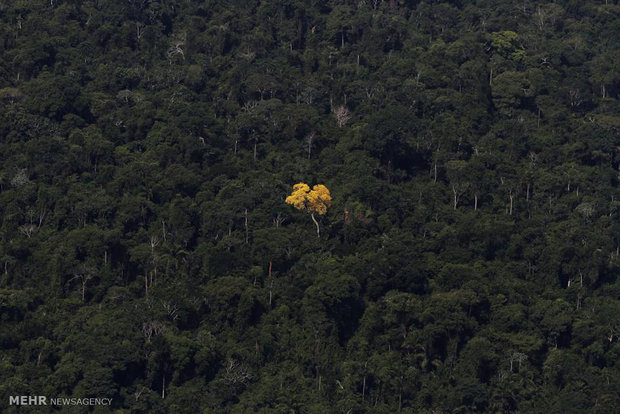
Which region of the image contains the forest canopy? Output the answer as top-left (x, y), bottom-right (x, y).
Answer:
top-left (0, 1), bottom-right (619, 413)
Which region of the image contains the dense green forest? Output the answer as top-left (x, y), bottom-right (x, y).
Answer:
top-left (1, 0), bottom-right (619, 413)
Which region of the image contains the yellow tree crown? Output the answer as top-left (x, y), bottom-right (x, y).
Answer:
top-left (285, 183), bottom-right (332, 215)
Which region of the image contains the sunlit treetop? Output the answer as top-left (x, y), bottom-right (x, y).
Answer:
top-left (285, 183), bottom-right (332, 216)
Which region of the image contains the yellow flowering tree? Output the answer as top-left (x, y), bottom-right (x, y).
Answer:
top-left (285, 183), bottom-right (332, 238)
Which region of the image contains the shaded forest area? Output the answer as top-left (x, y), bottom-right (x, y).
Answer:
top-left (1, 0), bottom-right (619, 413)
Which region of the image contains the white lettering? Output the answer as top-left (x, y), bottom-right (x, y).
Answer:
top-left (48, 396), bottom-right (112, 406)
top-left (8, 396), bottom-right (47, 405)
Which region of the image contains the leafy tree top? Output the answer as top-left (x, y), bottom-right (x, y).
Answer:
top-left (285, 183), bottom-right (332, 216)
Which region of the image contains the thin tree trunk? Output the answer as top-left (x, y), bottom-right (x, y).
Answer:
top-left (452, 186), bottom-right (458, 210)
top-left (268, 259), bottom-right (273, 306)
top-left (311, 212), bottom-right (320, 239)
top-left (244, 208), bottom-right (249, 244)
top-left (526, 183), bottom-right (530, 201)
top-left (362, 375), bottom-right (366, 401)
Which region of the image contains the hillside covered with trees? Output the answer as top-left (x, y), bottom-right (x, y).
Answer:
top-left (1, 1), bottom-right (619, 413)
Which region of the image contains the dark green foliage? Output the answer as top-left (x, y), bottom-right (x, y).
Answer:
top-left (0, 1), bottom-right (619, 413)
